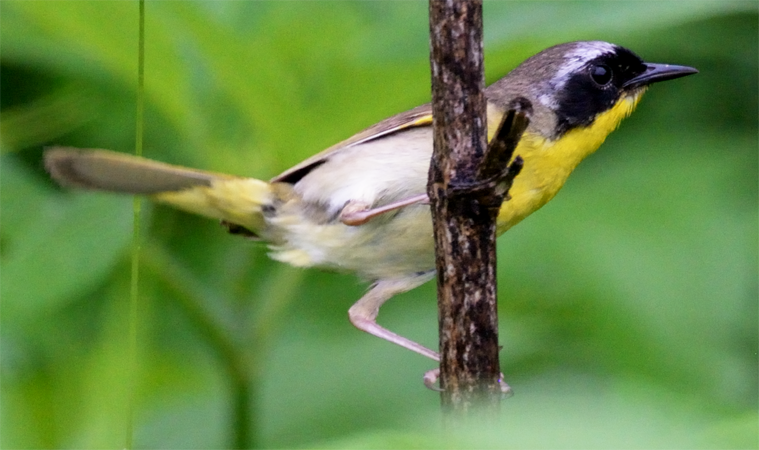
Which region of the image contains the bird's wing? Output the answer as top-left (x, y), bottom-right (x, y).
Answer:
top-left (272, 104), bottom-right (433, 184)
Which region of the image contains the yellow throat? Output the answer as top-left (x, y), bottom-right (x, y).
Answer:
top-left (495, 92), bottom-right (644, 234)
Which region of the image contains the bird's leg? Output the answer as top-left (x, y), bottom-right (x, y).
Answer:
top-left (349, 273), bottom-right (512, 393)
top-left (340, 194), bottom-right (429, 226)
top-left (348, 273), bottom-right (439, 361)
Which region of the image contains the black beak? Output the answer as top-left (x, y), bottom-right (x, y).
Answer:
top-left (622, 63), bottom-right (698, 89)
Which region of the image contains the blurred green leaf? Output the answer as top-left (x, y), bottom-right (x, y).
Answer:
top-left (701, 412), bottom-right (759, 449)
top-left (0, 83), bottom-right (96, 153)
top-left (484, 0), bottom-right (757, 46)
top-left (1, 156), bottom-right (133, 320)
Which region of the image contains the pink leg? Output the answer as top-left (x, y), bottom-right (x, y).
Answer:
top-left (348, 274), bottom-right (439, 361)
top-left (340, 194), bottom-right (429, 226)
top-left (349, 273), bottom-right (512, 394)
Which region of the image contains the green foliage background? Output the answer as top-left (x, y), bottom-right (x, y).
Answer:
top-left (1, 1), bottom-right (757, 448)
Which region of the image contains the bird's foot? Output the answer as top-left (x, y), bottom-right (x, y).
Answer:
top-left (423, 368), bottom-right (513, 397)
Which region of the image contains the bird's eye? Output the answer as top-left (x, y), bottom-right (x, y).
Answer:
top-left (590, 64), bottom-right (613, 86)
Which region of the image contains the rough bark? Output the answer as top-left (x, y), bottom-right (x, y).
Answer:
top-left (427, 0), bottom-right (527, 414)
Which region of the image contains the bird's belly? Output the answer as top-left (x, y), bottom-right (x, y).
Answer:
top-left (266, 204), bottom-right (435, 281)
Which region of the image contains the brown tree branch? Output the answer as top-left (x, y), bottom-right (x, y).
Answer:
top-left (427, 0), bottom-right (528, 415)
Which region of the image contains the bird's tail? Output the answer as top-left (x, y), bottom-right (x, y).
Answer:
top-left (44, 147), bottom-right (274, 234)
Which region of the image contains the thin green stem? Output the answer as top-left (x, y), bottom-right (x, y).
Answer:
top-left (233, 378), bottom-right (252, 449)
top-left (249, 266), bottom-right (303, 352)
top-left (125, 202), bottom-right (141, 450)
top-left (135, 0), bottom-right (145, 158)
top-left (126, 1), bottom-right (145, 448)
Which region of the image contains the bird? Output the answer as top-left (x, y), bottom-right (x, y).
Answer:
top-left (45, 40), bottom-right (697, 376)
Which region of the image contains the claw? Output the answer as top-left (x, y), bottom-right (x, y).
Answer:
top-left (498, 373), bottom-right (514, 398)
top-left (423, 368), bottom-right (444, 391)
top-left (423, 369), bottom-right (515, 396)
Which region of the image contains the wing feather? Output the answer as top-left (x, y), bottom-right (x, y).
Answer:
top-left (272, 104), bottom-right (432, 184)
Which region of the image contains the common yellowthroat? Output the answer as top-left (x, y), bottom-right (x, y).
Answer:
top-left (45, 41), bottom-right (696, 367)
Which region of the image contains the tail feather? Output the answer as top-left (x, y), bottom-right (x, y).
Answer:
top-left (45, 147), bottom-right (228, 193)
top-left (44, 147), bottom-right (273, 233)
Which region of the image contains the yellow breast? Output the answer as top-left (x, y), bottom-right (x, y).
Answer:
top-left (494, 93), bottom-right (643, 234)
